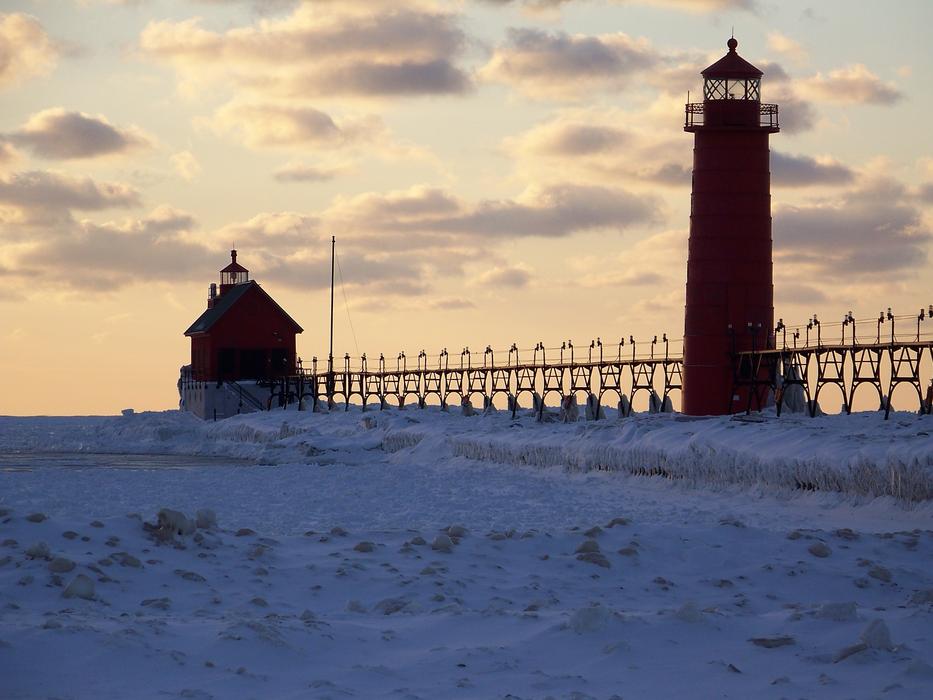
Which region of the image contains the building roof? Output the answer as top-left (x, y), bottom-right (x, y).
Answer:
top-left (184, 281), bottom-right (304, 336)
top-left (221, 261), bottom-right (248, 274)
top-left (701, 38), bottom-right (763, 80)
top-left (221, 248), bottom-right (248, 274)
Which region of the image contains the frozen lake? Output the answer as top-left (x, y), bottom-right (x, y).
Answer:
top-left (1, 411), bottom-right (931, 699)
top-left (0, 452), bottom-right (253, 472)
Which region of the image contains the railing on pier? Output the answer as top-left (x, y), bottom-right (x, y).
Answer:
top-left (260, 307), bottom-right (933, 421)
top-left (731, 309), bottom-right (933, 418)
top-left (271, 336), bottom-right (684, 419)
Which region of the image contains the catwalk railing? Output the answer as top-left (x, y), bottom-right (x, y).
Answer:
top-left (272, 336), bottom-right (684, 418)
top-left (256, 308), bottom-right (933, 420)
top-left (684, 102), bottom-right (779, 129)
top-left (731, 309), bottom-right (933, 419)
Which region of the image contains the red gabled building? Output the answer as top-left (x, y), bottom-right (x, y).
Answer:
top-left (184, 250), bottom-right (303, 383)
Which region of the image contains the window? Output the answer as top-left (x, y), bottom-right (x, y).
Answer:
top-left (221, 270), bottom-right (248, 286)
top-left (704, 78), bottom-right (761, 101)
top-left (704, 79), bottom-right (727, 100)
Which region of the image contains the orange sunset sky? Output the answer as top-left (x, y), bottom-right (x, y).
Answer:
top-left (1, 0), bottom-right (931, 415)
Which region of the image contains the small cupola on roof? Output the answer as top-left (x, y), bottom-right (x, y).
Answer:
top-left (219, 249), bottom-right (249, 295)
top-left (702, 37), bottom-right (764, 101)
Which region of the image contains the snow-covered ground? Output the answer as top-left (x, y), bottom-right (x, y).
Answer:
top-left (1, 407), bottom-right (932, 699)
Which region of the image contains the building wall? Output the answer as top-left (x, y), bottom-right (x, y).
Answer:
top-left (190, 335), bottom-right (213, 381)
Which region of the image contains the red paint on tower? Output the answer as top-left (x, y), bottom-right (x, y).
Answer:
top-left (683, 38), bottom-right (780, 415)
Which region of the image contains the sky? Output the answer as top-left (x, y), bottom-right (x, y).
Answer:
top-left (0, 0), bottom-right (931, 415)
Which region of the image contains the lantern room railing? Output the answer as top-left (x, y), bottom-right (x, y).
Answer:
top-left (759, 103), bottom-right (779, 129)
top-left (684, 102), bottom-right (779, 129)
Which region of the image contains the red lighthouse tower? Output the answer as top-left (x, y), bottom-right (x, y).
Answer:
top-left (682, 38), bottom-right (779, 415)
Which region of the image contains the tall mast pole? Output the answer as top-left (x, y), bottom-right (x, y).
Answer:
top-left (328, 235), bottom-right (335, 404)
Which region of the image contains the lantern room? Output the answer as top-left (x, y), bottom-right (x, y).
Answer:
top-left (219, 249), bottom-right (249, 295)
top-left (685, 38), bottom-right (779, 132)
top-left (702, 37), bottom-right (762, 100)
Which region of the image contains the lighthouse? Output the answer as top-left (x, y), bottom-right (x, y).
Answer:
top-left (682, 38), bottom-right (780, 415)
top-left (180, 250), bottom-right (303, 419)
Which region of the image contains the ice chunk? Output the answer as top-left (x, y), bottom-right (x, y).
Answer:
top-left (860, 619), bottom-right (893, 651)
top-left (816, 602), bottom-right (857, 622)
top-left (674, 601), bottom-right (703, 623)
top-left (195, 509), bottom-right (217, 530)
top-left (63, 574), bottom-right (95, 600)
top-left (568, 604), bottom-right (612, 633)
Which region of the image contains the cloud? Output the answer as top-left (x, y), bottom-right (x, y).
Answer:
top-left (84, 0), bottom-right (296, 9)
top-left (574, 228), bottom-right (684, 289)
top-left (477, 265), bottom-right (531, 288)
top-left (478, 0), bottom-right (754, 12)
top-left (917, 182), bottom-right (933, 204)
top-left (577, 266), bottom-right (664, 288)
top-left (273, 162), bottom-right (347, 183)
top-left (640, 0), bottom-right (755, 7)
top-left (1, 172), bottom-right (658, 298)
top-left (0, 170), bottom-right (140, 225)
top-left (3, 203), bottom-right (428, 296)
top-left (775, 283), bottom-right (828, 306)
top-left (481, 28), bottom-right (657, 99)
top-left (613, 270), bottom-right (664, 285)
top-left (774, 179), bottom-right (931, 280)
top-left (0, 142), bottom-right (18, 167)
top-left (328, 185), bottom-right (461, 237)
top-left (919, 158), bottom-right (933, 179)
top-left (201, 0), bottom-right (295, 9)
top-left (480, 29), bottom-right (787, 104)
top-left (210, 102), bottom-right (383, 148)
top-left (767, 32), bottom-right (807, 64)
top-left (769, 87), bottom-right (817, 134)
top-left (141, 8), bottom-right (463, 63)
top-left (800, 64), bottom-right (902, 105)
top-left (505, 111), bottom-right (688, 187)
top-left (522, 122), bottom-right (630, 156)
top-left (757, 61), bottom-right (791, 83)
top-left (283, 182), bottom-right (663, 300)
top-left (171, 150), bottom-right (201, 181)
top-left (213, 211), bottom-right (320, 254)
top-left (258, 250), bottom-right (426, 295)
top-left (0, 13), bottom-right (58, 89)
top-left (3, 108), bottom-right (151, 159)
top-left (17, 206), bottom-right (212, 291)
top-left (771, 151), bottom-right (855, 187)
top-left (206, 214), bottom-right (443, 297)
top-left (140, 5), bottom-right (471, 99)
top-left (366, 183), bottom-right (661, 239)
top-left (430, 297), bottom-right (476, 310)
top-left (259, 59), bottom-right (470, 98)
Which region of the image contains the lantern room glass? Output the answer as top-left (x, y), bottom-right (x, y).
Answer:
top-left (222, 270), bottom-right (248, 286)
top-left (704, 78), bottom-right (760, 101)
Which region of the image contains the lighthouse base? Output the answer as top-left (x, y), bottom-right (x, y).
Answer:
top-left (178, 366), bottom-right (267, 420)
